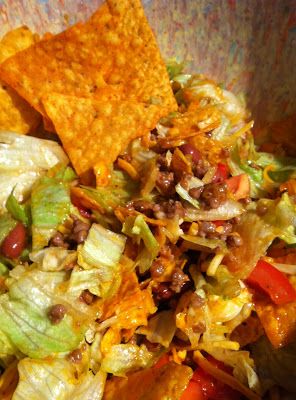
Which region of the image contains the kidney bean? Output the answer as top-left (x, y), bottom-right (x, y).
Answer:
top-left (1, 223), bottom-right (26, 259)
top-left (180, 144), bottom-right (201, 163)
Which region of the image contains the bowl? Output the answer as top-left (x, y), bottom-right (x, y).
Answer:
top-left (0, 0), bottom-right (295, 126)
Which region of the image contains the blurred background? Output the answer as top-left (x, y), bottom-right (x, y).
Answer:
top-left (0, 0), bottom-right (295, 126)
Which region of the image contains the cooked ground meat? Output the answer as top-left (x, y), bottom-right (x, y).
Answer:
top-left (198, 221), bottom-right (216, 236)
top-left (50, 232), bottom-right (69, 248)
top-left (192, 321), bottom-right (206, 333)
top-left (227, 232), bottom-right (243, 247)
top-left (170, 267), bottom-right (190, 293)
top-left (47, 304), bottom-right (67, 324)
top-left (68, 349), bottom-right (82, 363)
top-left (130, 200), bottom-right (155, 217)
top-left (190, 292), bottom-right (206, 308)
top-left (157, 153), bottom-right (170, 170)
top-left (156, 171), bottom-right (175, 196)
top-left (150, 259), bottom-right (165, 279)
top-left (188, 187), bottom-right (203, 199)
top-left (71, 217), bottom-right (90, 244)
top-left (152, 283), bottom-right (174, 302)
top-left (143, 339), bottom-right (162, 352)
top-left (193, 159), bottom-right (208, 179)
top-left (200, 182), bottom-right (227, 209)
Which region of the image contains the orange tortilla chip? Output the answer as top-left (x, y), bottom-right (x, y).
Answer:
top-left (43, 93), bottom-right (163, 184)
top-left (0, 0), bottom-right (176, 119)
top-left (0, 26), bottom-right (41, 133)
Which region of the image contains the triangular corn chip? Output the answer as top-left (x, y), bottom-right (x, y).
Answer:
top-left (0, 27), bottom-right (40, 133)
top-left (0, 0), bottom-right (176, 120)
top-left (43, 93), bottom-right (163, 185)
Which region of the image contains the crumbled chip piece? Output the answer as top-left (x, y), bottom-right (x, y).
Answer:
top-left (0, 26), bottom-right (40, 133)
top-left (43, 93), bottom-right (163, 185)
top-left (0, 0), bottom-right (176, 119)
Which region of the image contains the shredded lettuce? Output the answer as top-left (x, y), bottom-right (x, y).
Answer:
top-left (175, 176), bottom-right (203, 209)
top-left (80, 170), bottom-right (137, 214)
top-left (224, 212), bottom-right (275, 278)
top-left (29, 247), bottom-right (77, 272)
top-left (0, 269), bottom-right (86, 358)
top-left (68, 267), bottom-right (105, 297)
top-left (229, 133), bottom-right (296, 198)
top-left (185, 199), bottom-right (244, 221)
top-left (31, 165), bottom-right (73, 249)
top-left (13, 358), bottom-right (106, 400)
top-left (258, 193), bottom-right (296, 244)
top-left (0, 132), bottom-right (68, 211)
top-left (101, 344), bottom-right (154, 376)
top-left (166, 59), bottom-right (186, 80)
top-left (182, 234), bottom-right (227, 253)
top-left (78, 223), bottom-right (126, 298)
top-left (0, 213), bottom-right (17, 245)
top-left (122, 215), bottom-right (159, 273)
top-left (6, 192), bottom-right (30, 226)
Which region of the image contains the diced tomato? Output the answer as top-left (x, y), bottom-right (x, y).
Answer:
top-left (246, 259), bottom-right (296, 305)
top-left (1, 223), bottom-right (26, 259)
top-left (226, 174), bottom-right (250, 200)
top-left (154, 354), bottom-right (170, 369)
top-left (180, 380), bottom-right (204, 400)
top-left (213, 220), bottom-right (224, 227)
top-left (181, 356), bottom-right (241, 400)
top-left (213, 163), bottom-right (229, 183)
top-left (71, 194), bottom-right (92, 219)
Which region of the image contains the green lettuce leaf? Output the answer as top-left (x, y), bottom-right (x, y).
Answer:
top-left (185, 199), bottom-right (244, 221)
top-left (13, 358), bottom-right (106, 400)
top-left (258, 193), bottom-right (296, 244)
top-left (251, 336), bottom-right (296, 393)
top-left (31, 165), bottom-right (73, 250)
top-left (229, 133), bottom-right (296, 198)
top-left (224, 211), bottom-right (275, 278)
top-left (68, 267), bottom-right (105, 297)
top-left (6, 192), bottom-right (30, 226)
top-left (80, 170), bottom-right (137, 214)
top-left (122, 215), bottom-right (159, 273)
top-left (166, 59), bottom-right (186, 80)
top-left (29, 247), bottom-right (77, 272)
top-left (229, 134), bottom-right (265, 198)
top-left (101, 344), bottom-right (155, 377)
top-left (77, 223), bottom-right (126, 298)
top-left (0, 268), bottom-right (85, 358)
top-left (225, 194), bottom-right (296, 278)
top-left (0, 131), bottom-right (68, 212)
top-left (0, 213), bottom-right (17, 245)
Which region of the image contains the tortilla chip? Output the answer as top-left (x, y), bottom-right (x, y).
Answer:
top-left (0, 0), bottom-right (176, 119)
top-left (0, 27), bottom-right (41, 133)
top-left (43, 93), bottom-right (163, 184)
top-left (104, 362), bottom-right (192, 400)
